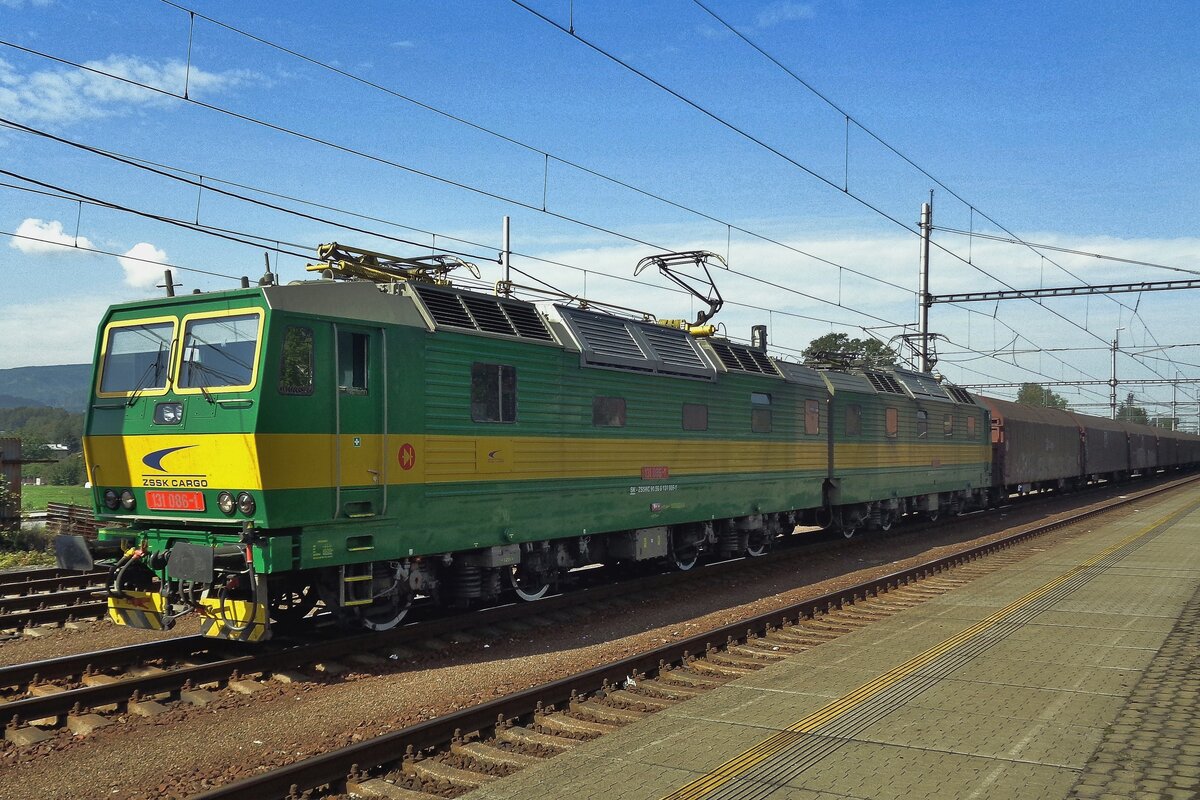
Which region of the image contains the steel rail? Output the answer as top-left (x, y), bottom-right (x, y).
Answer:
top-left (189, 472), bottom-right (1200, 800)
top-left (0, 602), bottom-right (108, 632)
top-left (0, 567), bottom-right (105, 587)
top-left (0, 572), bottom-right (109, 594)
top-left (0, 588), bottom-right (101, 614)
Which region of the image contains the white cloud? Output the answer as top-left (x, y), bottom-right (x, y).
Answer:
top-left (9, 217), bottom-right (93, 254)
top-left (117, 242), bottom-right (168, 288)
top-left (0, 55), bottom-right (253, 125)
top-left (390, 40), bottom-right (415, 49)
top-left (755, 2), bottom-right (816, 28)
top-left (0, 294), bottom-right (109, 369)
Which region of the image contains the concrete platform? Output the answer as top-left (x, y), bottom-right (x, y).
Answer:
top-left (465, 487), bottom-right (1200, 800)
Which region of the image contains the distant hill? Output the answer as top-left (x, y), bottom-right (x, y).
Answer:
top-left (0, 365), bottom-right (91, 413)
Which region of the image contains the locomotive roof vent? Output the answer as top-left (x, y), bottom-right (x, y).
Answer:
top-left (410, 283), bottom-right (555, 343)
top-left (706, 340), bottom-right (781, 377)
top-left (862, 370), bottom-right (907, 395)
top-left (554, 305), bottom-right (716, 380)
top-left (894, 369), bottom-right (952, 401)
top-left (944, 385), bottom-right (976, 404)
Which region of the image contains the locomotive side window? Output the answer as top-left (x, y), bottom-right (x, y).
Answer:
top-left (967, 416), bottom-right (977, 437)
top-left (804, 399), bottom-right (820, 435)
top-left (751, 392), bottom-right (772, 433)
top-left (471, 363), bottom-right (517, 423)
top-left (943, 414), bottom-right (954, 437)
top-left (683, 403), bottom-right (708, 431)
top-left (593, 396), bottom-right (627, 427)
top-left (886, 407), bottom-right (899, 438)
top-left (915, 410), bottom-right (927, 438)
top-left (845, 404), bottom-right (862, 436)
top-left (337, 332), bottom-right (369, 393)
top-left (279, 326), bottom-right (314, 396)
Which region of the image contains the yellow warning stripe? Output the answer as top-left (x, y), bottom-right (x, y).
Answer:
top-left (664, 494), bottom-right (1200, 800)
top-left (86, 431), bottom-right (987, 492)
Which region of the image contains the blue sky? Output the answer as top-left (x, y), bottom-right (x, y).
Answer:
top-left (2, 0), bottom-right (1198, 420)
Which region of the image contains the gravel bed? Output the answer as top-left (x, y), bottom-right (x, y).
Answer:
top-left (0, 484), bottom-right (1167, 799)
top-left (0, 615), bottom-right (202, 667)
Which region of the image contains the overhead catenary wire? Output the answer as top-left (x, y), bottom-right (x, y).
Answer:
top-left (0, 29), bottom-right (1166, 395)
top-left (152, 0), bottom-right (1189, 389)
top-left (0, 170), bottom-right (890, 339)
top-left (0, 46), bottom-right (915, 334)
top-left (152, 0), bottom-right (918, 300)
top-left (508, 3), bottom-right (1162, 359)
top-left (691, 0), bottom-right (1184, 374)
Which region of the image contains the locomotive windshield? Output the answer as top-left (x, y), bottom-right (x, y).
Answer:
top-left (178, 312), bottom-right (262, 390)
top-left (98, 320), bottom-right (175, 394)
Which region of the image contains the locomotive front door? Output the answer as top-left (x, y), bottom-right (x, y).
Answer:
top-left (333, 323), bottom-right (385, 518)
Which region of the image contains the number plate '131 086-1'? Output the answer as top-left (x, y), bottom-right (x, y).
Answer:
top-left (145, 491), bottom-right (206, 512)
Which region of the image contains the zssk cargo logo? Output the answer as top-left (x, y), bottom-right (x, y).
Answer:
top-left (140, 445), bottom-right (209, 488)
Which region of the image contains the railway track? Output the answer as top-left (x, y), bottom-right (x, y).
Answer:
top-left (0, 473), bottom-right (1190, 751)
top-left (0, 473), bottom-right (1159, 640)
top-left (178, 472), bottom-right (1200, 800)
top-left (0, 568), bottom-right (108, 634)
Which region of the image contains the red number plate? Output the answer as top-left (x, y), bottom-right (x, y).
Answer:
top-left (145, 491), bottom-right (206, 512)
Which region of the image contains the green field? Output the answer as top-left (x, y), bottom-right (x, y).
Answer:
top-left (19, 484), bottom-right (91, 512)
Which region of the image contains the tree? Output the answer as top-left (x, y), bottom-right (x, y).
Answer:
top-left (1116, 392), bottom-right (1149, 424)
top-left (1016, 383), bottom-right (1069, 409)
top-left (802, 333), bottom-right (898, 369)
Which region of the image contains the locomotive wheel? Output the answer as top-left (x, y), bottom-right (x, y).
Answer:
top-left (745, 530), bottom-right (770, 557)
top-left (878, 512), bottom-right (894, 532)
top-left (669, 531), bottom-right (700, 571)
top-left (926, 508), bottom-right (940, 523)
top-left (268, 582), bottom-right (319, 624)
top-left (509, 564), bottom-right (551, 602)
top-left (360, 589), bottom-right (412, 631)
top-left (360, 562), bottom-right (413, 631)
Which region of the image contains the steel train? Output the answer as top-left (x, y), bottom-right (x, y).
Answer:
top-left (54, 246), bottom-right (1200, 641)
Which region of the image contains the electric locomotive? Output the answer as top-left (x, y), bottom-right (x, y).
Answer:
top-left (56, 244), bottom-right (996, 641)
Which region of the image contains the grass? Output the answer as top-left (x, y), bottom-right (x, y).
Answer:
top-left (0, 548), bottom-right (56, 569)
top-left (0, 526), bottom-right (57, 568)
top-left (20, 484), bottom-right (92, 512)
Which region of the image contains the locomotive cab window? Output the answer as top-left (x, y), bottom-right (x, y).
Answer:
top-left (97, 318), bottom-right (176, 397)
top-left (751, 392), bottom-right (772, 433)
top-left (177, 310), bottom-right (263, 393)
top-left (915, 410), bottom-right (927, 438)
top-left (967, 416), bottom-right (977, 438)
top-left (472, 363), bottom-right (517, 423)
top-left (593, 396), bottom-right (627, 427)
top-left (804, 399), bottom-right (820, 435)
top-left (886, 407), bottom-right (899, 439)
top-left (845, 404), bottom-right (862, 436)
top-left (279, 326), bottom-right (314, 396)
top-left (337, 331), bottom-right (369, 393)
top-left (683, 402), bottom-right (708, 431)
top-left (943, 414), bottom-right (955, 437)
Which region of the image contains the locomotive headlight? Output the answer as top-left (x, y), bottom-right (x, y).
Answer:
top-left (236, 492), bottom-right (256, 516)
top-left (103, 489), bottom-right (119, 510)
top-left (120, 490), bottom-right (136, 510)
top-left (153, 402), bottom-right (183, 425)
top-left (217, 491), bottom-right (236, 515)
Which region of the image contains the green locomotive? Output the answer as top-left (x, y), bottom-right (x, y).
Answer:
top-left (56, 245), bottom-right (992, 641)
